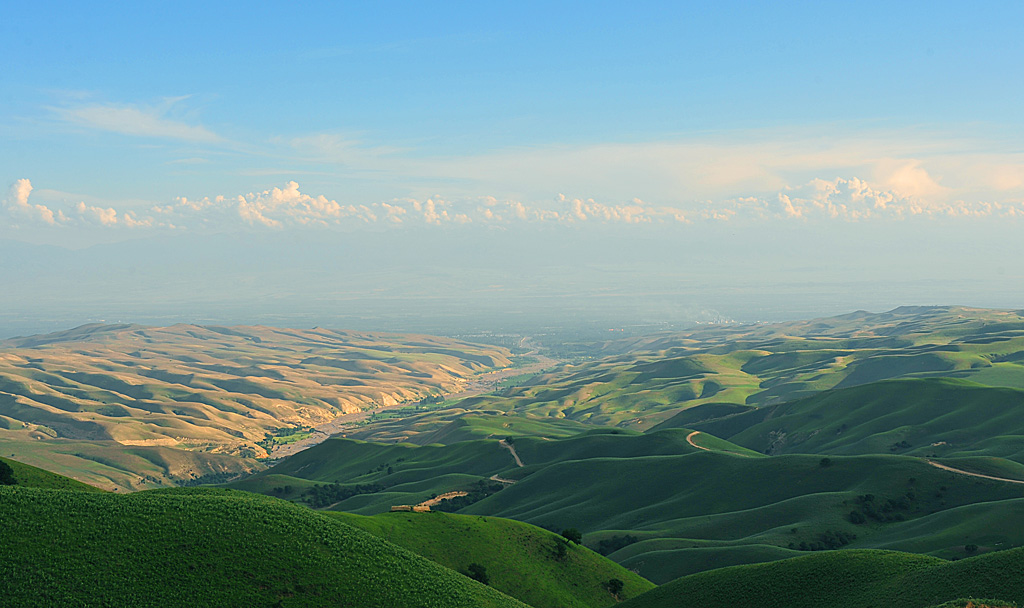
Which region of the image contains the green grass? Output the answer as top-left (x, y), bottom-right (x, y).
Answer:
top-left (0, 436), bottom-right (263, 491)
top-left (229, 427), bottom-right (1024, 584)
top-left (329, 511), bottom-right (654, 608)
top-left (691, 378), bottom-right (1024, 463)
top-left (0, 486), bottom-right (527, 608)
top-left (619, 548), bottom-right (1024, 608)
top-left (459, 450), bottom-right (1024, 582)
top-left (228, 436), bottom-right (522, 511)
top-left (0, 455), bottom-right (105, 492)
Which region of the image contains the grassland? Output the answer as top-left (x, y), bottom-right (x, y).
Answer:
top-left (684, 378), bottom-right (1024, 463)
top-left (226, 426), bottom-right (1024, 583)
top-left (378, 306), bottom-right (1024, 440)
top-left (0, 323), bottom-right (512, 488)
top-left (330, 511), bottom-right (654, 607)
top-left (0, 485), bottom-right (527, 608)
top-left (0, 455), bottom-right (104, 491)
top-left (619, 548), bottom-right (1024, 608)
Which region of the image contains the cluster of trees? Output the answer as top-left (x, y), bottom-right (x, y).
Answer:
top-left (848, 492), bottom-right (914, 524)
top-left (305, 482), bottom-right (384, 508)
top-left (596, 534), bottom-right (639, 556)
top-left (788, 529), bottom-right (857, 551)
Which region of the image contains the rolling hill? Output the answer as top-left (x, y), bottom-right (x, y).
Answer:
top-left (0, 323), bottom-right (513, 488)
top-left (378, 306), bottom-right (1024, 440)
top-left (330, 511), bottom-right (654, 607)
top-left (0, 485), bottom-right (528, 608)
top-left (228, 426), bottom-right (1024, 583)
top-left (619, 548), bottom-right (1024, 608)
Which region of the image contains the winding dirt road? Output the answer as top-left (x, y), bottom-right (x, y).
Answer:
top-left (499, 438), bottom-right (524, 467)
top-left (686, 431), bottom-right (710, 452)
top-left (688, 431), bottom-right (1024, 482)
top-left (926, 460), bottom-right (1024, 485)
top-left (685, 431), bottom-right (759, 458)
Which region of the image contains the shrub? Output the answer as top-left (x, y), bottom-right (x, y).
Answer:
top-left (561, 528), bottom-right (583, 544)
top-left (605, 578), bottom-right (625, 597)
top-left (467, 563), bottom-right (489, 585)
top-left (0, 461), bottom-right (15, 485)
top-left (597, 534), bottom-right (639, 556)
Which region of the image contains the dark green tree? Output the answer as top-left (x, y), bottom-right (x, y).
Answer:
top-left (605, 578), bottom-right (625, 598)
top-left (466, 563), bottom-right (489, 585)
top-left (561, 528), bottom-right (582, 544)
top-left (0, 461), bottom-right (15, 485)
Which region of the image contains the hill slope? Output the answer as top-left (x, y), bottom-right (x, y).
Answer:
top-left (0, 323), bottom-right (512, 488)
top-left (619, 548), bottom-right (1024, 608)
top-left (331, 511), bottom-right (654, 608)
top-left (686, 378), bottom-right (1024, 464)
top-left (0, 455), bottom-right (104, 491)
top-left (0, 486), bottom-right (527, 608)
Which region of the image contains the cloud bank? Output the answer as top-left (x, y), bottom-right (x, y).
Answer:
top-left (6, 177), bottom-right (1024, 236)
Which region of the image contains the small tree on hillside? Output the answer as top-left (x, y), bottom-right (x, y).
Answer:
top-left (0, 461), bottom-right (15, 485)
top-left (561, 528), bottom-right (582, 544)
top-left (605, 578), bottom-right (625, 599)
top-left (466, 563), bottom-right (489, 585)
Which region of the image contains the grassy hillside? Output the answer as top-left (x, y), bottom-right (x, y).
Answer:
top-left (229, 427), bottom-right (1024, 583)
top-left (0, 455), bottom-right (104, 491)
top-left (356, 306), bottom-right (1024, 442)
top-left (0, 323), bottom-right (512, 487)
top-left (619, 548), bottom-right (1024, 608)
top-left (228, 428), bottom-right (750, 512)
top-left (688, 378), bottom-right (1024, 463)
top-left (339, 408), bottom-right (591, 445)
top-left (0, 486), bottom-right (527, 608)
top-left (0, 436), bottom-right (264, 491)
top-left (330, 511), bottom-right (654, 608)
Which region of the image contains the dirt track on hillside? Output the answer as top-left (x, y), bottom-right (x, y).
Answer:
top-left (926, 460), bottom-right (1024, 484)
top-left (499, 438), bottom-right (524, 467)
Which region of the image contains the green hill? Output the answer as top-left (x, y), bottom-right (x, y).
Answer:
top-left (352, 306), bottom-right (1024, 444)
top-left (0, 455), bottom-right (104, 491)
top-left (687, 378), bottom-right (1024, 463)
top-left (619, 548), bottom-right (1024, 608)
top-left (230, 428), bottom-right (1024, 583)
top-left (330, 511), bottom-right (654, 608)
top-left (0, 486), bottom-right (527, 608)
top-left (227, 428), bottom-right (750, 513)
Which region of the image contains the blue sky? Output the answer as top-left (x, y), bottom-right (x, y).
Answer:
top-left (1, 2), bottom-right (1023, 331)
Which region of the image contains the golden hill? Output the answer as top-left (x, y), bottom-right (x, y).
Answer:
top-left (0, 324), bottom-right (511, 489)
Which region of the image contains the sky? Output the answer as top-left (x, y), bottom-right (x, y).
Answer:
top-left (2, 2), bottom-right (1023, 335)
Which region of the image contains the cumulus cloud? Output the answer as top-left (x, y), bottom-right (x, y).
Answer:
top-left (707, 177), bottom-right (1024, 221)
top-left (8, 178), bottom-right (1024, 237)
top-left (75, 202), bottom-right (118, 226)
top-left (2, 179), bottom-right (62, 225)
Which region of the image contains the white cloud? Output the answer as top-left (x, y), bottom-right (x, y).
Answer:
top-left (2, 179), bottom-right (61, 225)
top-left (8, 177), bottom-right (1024, 239)
top-left (53, 101), bottom-right (220, 142)
top-left (74, 201), bottom-right (118, 226)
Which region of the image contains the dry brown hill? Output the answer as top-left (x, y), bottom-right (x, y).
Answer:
top-left (0, 324), bottom-right (511, 489)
